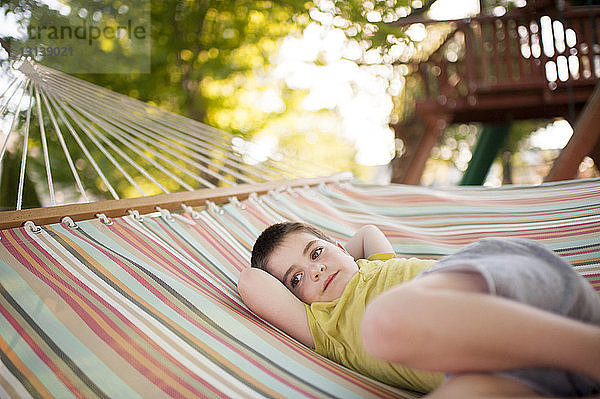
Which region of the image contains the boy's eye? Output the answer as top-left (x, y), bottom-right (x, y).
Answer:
top-left (290, 272), bottom-right (302, 289)
top-left (311, 247), bottom-right (322, 260)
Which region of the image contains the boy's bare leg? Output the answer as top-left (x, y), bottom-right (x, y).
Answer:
top-left (361, 271), bottom-right (600, 383)
top-left (427, 374), bottom-right (542, 399)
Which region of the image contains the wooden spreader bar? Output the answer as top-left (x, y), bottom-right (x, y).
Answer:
top-left (0, 173), bottom-right (353, 230)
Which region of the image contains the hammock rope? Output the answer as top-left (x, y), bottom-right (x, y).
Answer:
top-left (16, 82), bottom-right (33, 211)
top-left (40, 75), bottom-right (241, 188)
top-left (0, 60), bottom-right (334, 213)
top-left (40, 84), bottom-right (91, 202)
top-left (0, 78), bottom-right (29, 167)
top-left (31, 61), bottom-right (325, 182)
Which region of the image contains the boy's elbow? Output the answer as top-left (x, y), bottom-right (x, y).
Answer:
top-left (238, 267), bottom-right (261, 305)
top-left (360, 224), bottom-right (379, 235)
top-left (238, 267), bottom-right (280, 310)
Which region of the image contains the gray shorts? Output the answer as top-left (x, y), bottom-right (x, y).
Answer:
top-left (419, 237), bottom-right (600, 397)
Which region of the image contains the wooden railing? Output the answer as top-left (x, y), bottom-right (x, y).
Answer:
top-left (390, 5), bottom-right (600, 185)
top-left (411, 6), bottom-right (600, 114)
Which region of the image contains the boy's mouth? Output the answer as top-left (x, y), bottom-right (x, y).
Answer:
top-left (323, 271), bottom-right (338, 292)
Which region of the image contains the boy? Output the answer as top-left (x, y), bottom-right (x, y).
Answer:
top-left (238, 222), bottom-right (600, 397)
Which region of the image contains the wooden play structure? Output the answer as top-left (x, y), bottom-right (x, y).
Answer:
top-left (391, 1), bottom-right (600, 184)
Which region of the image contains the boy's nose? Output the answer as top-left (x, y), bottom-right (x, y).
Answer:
top-left (311, 265), bottom-right (326, 281)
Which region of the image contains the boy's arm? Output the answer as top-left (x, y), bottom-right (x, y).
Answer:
top-left (238, 267), bottom-right (315, 348)
top-left (344, 224), bottom-right (394, 260)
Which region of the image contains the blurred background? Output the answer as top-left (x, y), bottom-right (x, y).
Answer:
top-left (1, 0), bottom-right (599, 210)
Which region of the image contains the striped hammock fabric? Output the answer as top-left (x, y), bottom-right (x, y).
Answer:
top-left (0, 179), bottom-right (599, 398)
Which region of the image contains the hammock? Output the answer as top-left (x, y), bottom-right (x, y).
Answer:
top-left (1, 61), bottom-right (600, 398)
top-left (0, 60), bottom-right (331, 212)
top-left (0, 179), bottom-right (598, 398)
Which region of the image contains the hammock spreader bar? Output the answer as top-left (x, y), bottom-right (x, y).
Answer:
top-left (0, 173), bottom-right (353, 230)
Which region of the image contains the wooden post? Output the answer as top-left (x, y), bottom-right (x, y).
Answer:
top-left (503, 20), bottom-right (513, 81)
top-left (460, 123), bottom-right (511, 185)
top-left (402, 114), bottom-right (450, 185)
top-left (545, 84), bottom-right (600, 181)
top-left (462, 23), bottom-right (476, 88)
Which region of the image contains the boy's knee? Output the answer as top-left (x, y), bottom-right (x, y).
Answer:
top-left (361, 284), bottom-right (428, 363)
top-left (361, 300), bottom-right (391, 360)
top-left (429, 374), bottom-right (542, 398)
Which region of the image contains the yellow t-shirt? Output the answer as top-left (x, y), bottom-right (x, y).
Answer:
top-left (305, 253), bottom-right (444, 393)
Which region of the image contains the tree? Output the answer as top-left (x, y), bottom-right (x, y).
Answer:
top-left (1, 0), bottom-right (466, 208)
top-left (0, 0), bottom-right (313, 206)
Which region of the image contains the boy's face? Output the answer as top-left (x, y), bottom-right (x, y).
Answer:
top-left (266, 231), bottom-right (359, 304)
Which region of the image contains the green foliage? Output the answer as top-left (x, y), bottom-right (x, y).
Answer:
top-left (505, 119), bottom-right (550, 153)
top-left (429, 123), bottom-right (480, 173)
top-left (2, 0), bottom-right (310, 115)
top-left (1, 0), bottom-right (315, 206)
top-left (321, 0), bottom-right (411, 45)
top-left (0, 139), bottom-right (41, 210)
top-left (0, 0), bottom-right (484, 206)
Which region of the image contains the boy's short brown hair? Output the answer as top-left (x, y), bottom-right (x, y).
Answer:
top-left (251, 222), bottom-right (335, 271)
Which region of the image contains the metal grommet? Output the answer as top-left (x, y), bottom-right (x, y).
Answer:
top-left (127, 209), bottom-right (144, 222)
top-left (205, 200), bottom-right (216, 212)
top-left (61, 216), bottom-right (78, 228)
top-left (270, 186), bottom-right (284, 195)
top-left (95, 213), bottom-right (113, 225)
top-left (24, 220), bottom-right (42, 233)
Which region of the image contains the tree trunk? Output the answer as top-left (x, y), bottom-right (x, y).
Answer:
top-left (501, 151), bottom-right (513, 185)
